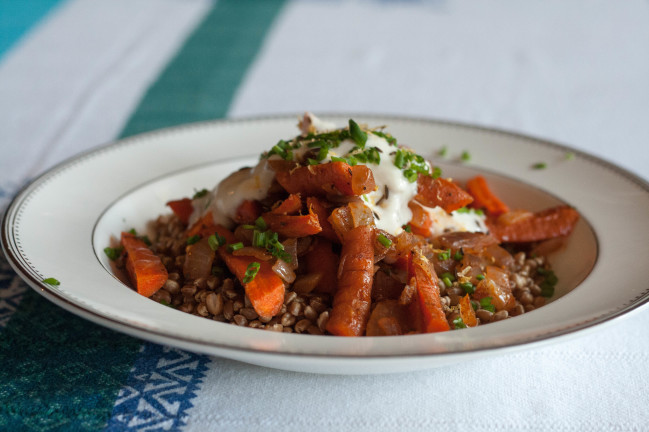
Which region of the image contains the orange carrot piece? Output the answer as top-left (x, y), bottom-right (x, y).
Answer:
top-left (166, 198), bottom-right (194, 225)
top-left (326, 226), bottom-right (375, 336)
top-left (121, 232), bottom-right (168, 298)
top-left (407, 201), bottom-right (433, 237)
top-left (186, 211), bottom-right (217, 238)
top-left (466, 175), bottom-right (510, 216)
top-left (365, 300), bottom-right (409, 336)
top-left (304, 239), bottom-right (339, 294)
top-left (473, 266), bottom-right (516, 311)
top-left (306, 197), bottom-right (339, 242)
top-left (488, 205), bottom-right (579, 243)
top-left (458, 294), bottom-right (478, 327)
top-left (235, 200), bottom-right (262, 224)
top-left (261, 207), bottom-right (322, 238)
top-left (213, 225), bottom-right (285, 317)
top-left (409, 252), bottom-right (450, 333)
top-left (416, 176), bottom-right (474, 213)
top-left (271, 194), bottom-right (302, 215)
top-left (270, 160), bottom-right (376, 196)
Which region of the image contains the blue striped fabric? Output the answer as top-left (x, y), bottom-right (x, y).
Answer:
top-left (0, 0), bottom-right (65, 57)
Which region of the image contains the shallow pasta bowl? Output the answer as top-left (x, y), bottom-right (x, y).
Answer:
top-left (3, 115), bottom-right (649, 374)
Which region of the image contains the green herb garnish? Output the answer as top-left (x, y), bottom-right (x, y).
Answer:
top-left (208, 233), bottom-right (226, 251)
top-left (103, 246), bottom-right (123, 261)
top-left (186, 235), bottom-right (201, 245)
top-left (438, 146), bottom-right (447, 157)
top-left (453, 250), bottom-right (464, 261)
top-left (403, 224), bottom-right (412, 233)
top-left (43, 277), bottom-right (60, 286)
top-left (228, 242), bottom-right (244, 252)
top-left (480, 297), bottom-right (495, 312)
top-left (438, 249), bottom-right (451, 261)
top-left (460, 282), bottom-right (475, 294)
top-left (461, 151), bottom-right (471, 162)
top-left (453, 317), bottom-right (467, 329)
top-left (349, 119), bottom-right (367, 148)
top-left (476, 274), bottom-right (485, 281)
top-left (192, 188), bottom-right (209, 199)
top-left (532, 162), bottom-right (547, 170)
top-left (243, 262), bottom-right (261, 284)
top-left (377, 234), bottom-right (392, 247)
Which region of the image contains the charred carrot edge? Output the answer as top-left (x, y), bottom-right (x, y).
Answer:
top-left (121, 232), bottom-right (168, 298)
top-left (459, 294), bottom-right (478, 327)
top-left (235, 200), bottom-right (262, 224)
top-left (304, 239), bottom-right (339, 294)
top-left (409, 252), bottom-right (450, 333)
top-left (271, 160), bottom-right (376, 196)
top-left (262, 208), bottom-right (322, 238)
top-left (213, 225), bottom-right (285, 317)
top-left (488, 205), bottom-right (580, 243)
top-left (416, 176), bottom-right (474, 213)
top-left (306, 197), bottom-right (339, 242)
top-left (407, 201), bottom-right (433, 237)
top-left (166, 198), bottom-right (194, 225)
top-left (271, 194), bottom-right (302, 215)
top-left (326, 226), bottom-right (375, 336)
top-left (466, 175), bottom-right (509, 216)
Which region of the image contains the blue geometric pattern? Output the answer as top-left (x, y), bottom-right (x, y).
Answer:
top-left (104, 343), bottom-right (211, 431)
top-left (0, 255), bottom-right (27, 328)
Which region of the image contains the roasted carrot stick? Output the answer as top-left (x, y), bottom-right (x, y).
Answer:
top-left (213, 225), bottom-right (285, 317)
top-left (304, 239), bottom-right (339, 294)
top-left (416, 176), bottom-right (474, 213)
top-left (488, 205), bottom-right (579, 243)
top-left (407, 201), bottom-right (433, 237)
top-left (261, 208), bottom-right (322, 238)
top-left (306, 197), bottom-right (339, 242)
top-left (121, 232), bottom-right (168, 298)
top-left (166, 198), bottom-right (194, 225)
top-left (466, 175), bottom-right (509, 216)
top-left (235, 200), bottom-right (262, 224)
top-left (409, 251), bottom-right (450, 333)
top-left (326, 226), bottom-right (375, 336)
top-left (271, 194), bottom-right (302, 215)
top-left (458, 294), bottom-right (478, 327)
top-left (270, 160), bottom-right (376, 196)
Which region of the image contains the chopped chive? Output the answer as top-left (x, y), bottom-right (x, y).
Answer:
top-left (42, 277), bottom-right (60, 286)
top-left (308, 158), bottom-right (319, 165)
top-left (403, 224), bottom-right (412, 233)
top-left (479, 297), bottom-right (495, 312)
top-left (453, 250), bottom-right (464, 261)
top-left (241, 224), bottom-right (256, 230)
top-left (476, 274), bottom-right (485, 281)
top-left (208, 234), bottom-right (220, 251)
top-left (243, 262), bottom-right (260, 284)
top-left (255, 217), bottom-right (267, 231)
top-left (103, 246), bottom-right (123, 261)
top-left (159, 299), bottom-right (176, 308)
top-left (565, 152), bottom-right (575, 160)
top-left (252, 230), bottom-right (267, 247)
top-left (139, 235), bottom-right (152, 246)
top-left (403, 169), bottom-right (418, 183)
top-left (128, 228), bottom-right (137, 236)
top-left (471, 300), bottom-right (479, 311)
top-left (453, 317), bottom-right (467, 329)
top-left (460, 282), bottom-right (475, 294)
top-left (438, 249), bottom-right (451, 261)
top-left (186, 235), bottom-right (201, 245)
top-left (438, 146), bottom-right (447, 157)
top-left (532, 162), bottom-right (547, 170)
top-left (227, 242), bottom-right (244, 252)
top-left (349, 119), bottom-right (367, 148)
top-left (431, 166), bottom-right (442, 179)
top-left (394, 149), bottom-right (406, 169)
top-left (441, 272), bottom-right (455, 282)
top-left (377, 234), bottom-right (392, 247)
top-left (330, 156), bottom-right (346, 163)
top-left (461, 151), bottom-right (471, 162)
top-left (442, 277), bottom-right (453, 288)
top-left (192, 188), bottom-right (209, 199)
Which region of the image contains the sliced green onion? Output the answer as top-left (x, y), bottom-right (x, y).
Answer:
top-left (461, 151), bottom-right (471, 162)
top-left (42, 277), bottom-right (60, 286)
top-left (349, 119), bottom-right (367, 148)
top-left (453, 317), bottom-right (467, 329)
top-left (103, 246), bottom-right (123, 261)
top-left (565, 152), bottom-right (575, 160)
top-left (476, 274), bottom-right (485, 281)
top-left (453, 250), bottom-right (464, 261)
top-left (438, 249), bottom-right (451, 261)
top-left (460, 282), bottom-right (475, 294)
top-left (479, 297), bottom-right (495, 312)
top-left (377, 234), bottom-right (392, 247)
top-left (532, 162), bottom-right (547, 170)
top-left (192, 188), bottom-right (209, 199)
top-left (243, 262), bottom-right (261, 284)
top-left (438, 146), bottom-right (447, 157)
top-left (255, 217), bottom-right (267, 231)
top-left (186, 235), bottom-right (201, 245)
top-left (431, 166), bottom-right (442, 179)
top-left (441, 272), bottom-right (455, 282)
top-left (442, 277), bottom-right (453, 288)
top-left (308, 158), bottom-right (319, 165)
top-left (330, 156), bottom-right (346, 163)
top-left (403, 224), bottom-right (412, 233)
top-left (228, 242), bottom-right (244, 252)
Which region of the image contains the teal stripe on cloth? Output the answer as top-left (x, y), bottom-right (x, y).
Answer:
top-left (120, 0), bottom-right (286, 138)
top-left (0, 0), bottom-right (65, 58)
top-left (0, 1), bottom-right (286, 430)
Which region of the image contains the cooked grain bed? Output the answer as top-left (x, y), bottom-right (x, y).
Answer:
top-left (136, 214), bottom-right (550, 334)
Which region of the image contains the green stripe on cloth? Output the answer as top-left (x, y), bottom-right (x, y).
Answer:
top-left (0, 0), bottom-right (285, 430)
top-left (120, 0), bottom-right (286, 138)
